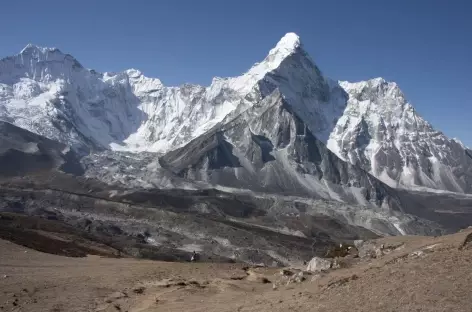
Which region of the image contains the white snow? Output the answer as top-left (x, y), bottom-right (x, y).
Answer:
top-left (331, 78), bottom-right (472, 193)
top-left (1, 34), bottom-right (471, 195)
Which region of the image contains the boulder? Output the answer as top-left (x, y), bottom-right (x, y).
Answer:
top-left (356, 241), bottom-right (381, 259)
top-left (354, 240), bottom-right (364, 248)
top-left (306, 257), bottom-right (332, 272)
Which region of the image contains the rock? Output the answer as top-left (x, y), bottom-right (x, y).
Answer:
top-left (306, 257), bottom-right (332, 272)
top-left (356, 241), bottom-right (385, 259)
top-left (284, 271), bottom-right (307, 285)
top-left (280, 269), bottom-right (294, 276)
top-left (330, 259), bottom-right (341, 270)
top-left (375, 247), bottom-right (384, 258)
top-left (324, 244), bottom-right (351, 258)
top-left (132, 286), bottom-right (145, 294)
top-left (245, 269), bottom-right (271, 284)
top-left (409, 250), bottom-right (425, 258)
top-left (347, 246), bottom-right (359, 258)
top-left (293, 271), bottom-right (310, 283)
top-left (354, 240), bottom-right (364, 248)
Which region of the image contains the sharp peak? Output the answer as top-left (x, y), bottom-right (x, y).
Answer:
top-left (275, 32), bottom-right (301, 50)
top-left (20, 43), bottom-right (62, 55)
top-left (268, 32), bottom-right (302, 57)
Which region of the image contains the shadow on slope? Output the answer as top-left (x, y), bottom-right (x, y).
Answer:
top-left (0, 121), bottom-right (84, 176)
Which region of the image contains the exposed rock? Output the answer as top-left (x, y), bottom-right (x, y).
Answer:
top-left (409, 250), bottom-right (425, 258)
top-left (354, 240), bottom-right (364, 248)
top-left (355, 241), bottom-right (393, 259)
top-left (245, 269), bottom-right (271, 284)
top-left (346, 246), bottom-right (359, 258)
top-left (330, 258), bottom-right (342, 270)
top-left (356, 241), bottom-right (377, 259)
top-left (324, 243), bottom-right (353, 258)
top-left (280, 269), bottom-right (294, 276)
top-left (132, 286), bottom-right (145, 294)
top-left (306, 257), bottom-right (332, 272)
top-left (375, 247), bottom-right (385, 258)
top-left (294, 271), bottom-right (311, 282)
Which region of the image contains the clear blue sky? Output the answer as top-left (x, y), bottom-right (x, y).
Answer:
top-left (1, 0), bottom-right (471, 146)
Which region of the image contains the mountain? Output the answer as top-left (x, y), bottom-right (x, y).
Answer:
top-left (0, 34), bottom-right (470, 195)
top-left (328, 78), bottom-right (472, 193)
top-left (0, 34), bottom-right (343, 154)
top-left (1, 34), bottom-right (472, 262)
top-left (160, 89), bottom-right (399, 207)
top-left (1, 34), bottom-right (472, 193)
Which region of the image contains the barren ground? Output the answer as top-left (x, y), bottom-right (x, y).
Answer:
top-left (1, 229), bottom-right (472, 312)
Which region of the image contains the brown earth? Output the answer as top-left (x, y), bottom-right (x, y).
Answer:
top-left (1, 229), bottom-right (472, 312)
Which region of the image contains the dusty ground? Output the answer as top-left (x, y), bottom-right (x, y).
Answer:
top-left (1, 229), bottom-right (472, 312)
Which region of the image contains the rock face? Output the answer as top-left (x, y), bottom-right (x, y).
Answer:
top-left (160, 89), bottom-right (402, 208)
top-left (328, 79), bottom-right (472, 193)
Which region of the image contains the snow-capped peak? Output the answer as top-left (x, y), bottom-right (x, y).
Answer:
top-left (270, 32), bottom-right (301, 56)
top-left (228, 32), bottom-right (305, 93)
top-left (125, 68), bottom-right (144, 78)
top-left (340, 77), bottom-right (406, 105)
top-left (340, 77), bottom-right (390, 91)
top-left (330, 76), bottom-right (472, 194)
top-left (19, 44), bottom-right (61, 55)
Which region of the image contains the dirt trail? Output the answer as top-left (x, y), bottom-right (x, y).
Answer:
top-left (1, 229), bottom-right (472, 312)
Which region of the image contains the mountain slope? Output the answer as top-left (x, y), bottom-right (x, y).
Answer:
top-left (328, 78), bottom-right (472, 193)
top-left (0, 121), bottom-right (83, 176)
top-left (0, 34), bottom-right (470, 194)
top-left (160, 89), bottom-right (398, 208)
top-left (0, 34), bottom-right (344, 153)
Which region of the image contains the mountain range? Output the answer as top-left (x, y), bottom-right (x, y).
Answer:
top-left (1, 33), bottom-right (470, 194)
top-left (1, 33), bottom-right (472, 259)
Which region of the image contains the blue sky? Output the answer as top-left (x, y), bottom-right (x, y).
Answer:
top-left (1, 0), bottom-right (471, 146)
